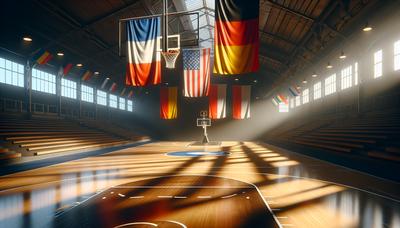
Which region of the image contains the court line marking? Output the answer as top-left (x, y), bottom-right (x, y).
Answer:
top-left (221, 193), bottom-right (237, 199)
top-left (129, 196), bottom-right (144, 199)
top-left (114, 222), bottom-right (158, 227)
top-left (157, 195), bottom-right (173, 198)
top-left (113, 186), bottom-right (252, 189)
top-left (110, 174), bottom-right (284, 228)
top-left (174, 196), bottom-right (187, 199)
top-left (2, 169), bottom-right (399, 204)
top-left (197, 196), bottom-right (211, 199)
top-left (164, 220), bottom-right (187, 228)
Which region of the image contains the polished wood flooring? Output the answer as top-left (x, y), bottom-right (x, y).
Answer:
top-left (0, 141), bottom-right (399, 228)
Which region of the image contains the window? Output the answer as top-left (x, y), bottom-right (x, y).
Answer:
top-left (61, 78), bottom-right (77, 99)
top-left (0, 57), bottom-right (24, 87)
top-left (374, 50), bottom-right (383, 78)
top-left (81, 85), bottom-right (94, 103)
top-left (127, 100), bottom-right (133, 112)
top-left (325, 74), bottom-right (336, 96)
top-left (290, 98), bottom-right (295, 109)
top-left (341, 65), bottom-right (353, 90)
top-left (32, 68), bottom-right (56, 94)
top-left (97, 90), bottom-right (107, 106)
top-left (354, 62), bottom-right (358, 85)
top-left (109, 94), bottom-right (118, 108)
top-left (302, 88), bottom-right (309, 104)
top-left (279, 102), bottom-right (289, 113)
top-left (119, 97), bottom-right (126, 110)
top-left (295, 96), bottom-right (301, 107)
top-left (314, 82), bottom-right (322, 100)
top-left (395, 40), bottom-right (400, 71)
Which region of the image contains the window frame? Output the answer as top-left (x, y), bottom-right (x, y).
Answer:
top-left (61, 78), bottom-right (77, 99)
top-left (341, 65), bottom-right (353, 90)
top-left (96, 90), bottom-right (107, 106)
top-left (31, 68), bottom-right (56, 94)
top-left (0, 57), bottom-right (24, 87)
top-left (374, 49), bottom-right (383, 78)
top-left (81, 84), bottom-right (94, 103)
top-left (109, 94), bottom-right (118, 108)
top-left (325, 74), bottom-right (337, 96)
top-left (302, 88), bottom-right (309, 104)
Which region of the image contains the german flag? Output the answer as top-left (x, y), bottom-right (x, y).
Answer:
top-left (214, 0), bottom-right (259, 75)
top-left (160, 87), bottom-right (177, 119)
top-left (35, 50), bottom-right (53, 65)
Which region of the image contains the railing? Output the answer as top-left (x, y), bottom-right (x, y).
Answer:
top-left (0, 98), bottom-right (57, 115)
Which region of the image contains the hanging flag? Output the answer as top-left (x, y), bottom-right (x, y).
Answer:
top-left (101, 78), bottom-right (110, 89)
top-left (62, 63), bottom-right (73, 77)
top-left (81, 70), bottom-right (92, 81)
top-left (213, 0), bottom-right (259, 75)
top-left (232, 85), bottom-right (251, 119)
top-left (109, 82), bottom-right (117, 92)
top-left (35, 50), bottom-right (53, 65)
top-left (277, 94), bottom-right (288, 104)
top-left (120, 88), bottom-right (127, 96)
top-left (160, 87), bottom-right (177, 119)
top-left (182, 48), bottom-right (211, 97)
top-left (126, 17), bottom-right (161, 87)
top-left (127, 90), bottom-right (134, 98)
top-left (271, 98), bottom-right (279, 106)
top-left (209, 84), bottom-right (227, 119)
top-left (289, 85), bottom-right (301, 97)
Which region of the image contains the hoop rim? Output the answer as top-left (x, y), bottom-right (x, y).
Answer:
top-left (160, 49), bottom-right (180, 54)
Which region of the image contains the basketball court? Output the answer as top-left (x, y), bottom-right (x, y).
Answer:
top-left (0, 141), bottom-right (399, 227)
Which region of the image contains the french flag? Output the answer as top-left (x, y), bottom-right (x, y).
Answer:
top-left (209, 84), bottom-right (227, 119)
top-left (232, 85), bottom-right (251, 119)
top-left (125, 17), bottom-right (161, 87)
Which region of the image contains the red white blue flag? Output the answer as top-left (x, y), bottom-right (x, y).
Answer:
top-left (183, 48), bottom-right (211, 97)
top-left (125, 17), bottom-right (161, 87)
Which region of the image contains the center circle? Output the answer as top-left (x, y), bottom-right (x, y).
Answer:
top-left (166, 151), bottom-right (229, 157)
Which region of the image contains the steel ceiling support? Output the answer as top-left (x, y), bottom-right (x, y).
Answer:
top-left (33, 0), bottom-right (121, 60)
top-left (260, 30), bottom-right (296, 46)
top-left (266, 0), bottom-right (346, 38)
top-left (266, 0), bottom-right (340, 97)
top-left (266, 0), bottom-right (315, 21)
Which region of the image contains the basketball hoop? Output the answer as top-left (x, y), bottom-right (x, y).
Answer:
top-left (197, 110), bottom-right (211, 144)
top-left (161, 49), bottom-right (180, 69)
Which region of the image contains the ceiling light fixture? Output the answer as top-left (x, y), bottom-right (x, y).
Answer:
top-left (76, 63), bottom-right (83, 67)
top-left (94, 71), bottom-right (99, 75)
top-left (253, 80), bottom-right (258, 83)
top-left (312, 72), bottom-right (318, 77)
top-left (57, 52), bottom-right (64, 56)
top-left (302, 79), bottom-right (307, 84)
top-left (363, 22), bottom-right (372, 32)
top-left (23, 36), bottom-right (32, 42)
top-left (339, 51), bottom-right (346, 59)
top-left (326, 62), bottom-right (333, 69)
top-left (234, 78), bottom-right (239, 81)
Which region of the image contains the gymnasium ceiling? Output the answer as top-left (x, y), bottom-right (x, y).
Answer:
top-left (1, 0), bottom-right (380, 97)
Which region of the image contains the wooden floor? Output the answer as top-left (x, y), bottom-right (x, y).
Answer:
top-left (0, 141), bottom-right (399, 228)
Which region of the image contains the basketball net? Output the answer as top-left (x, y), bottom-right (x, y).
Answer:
top-left (161, 49), bottom-right (180, 69)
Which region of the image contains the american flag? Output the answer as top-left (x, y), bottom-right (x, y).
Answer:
top-left (183, 48), bottom-right (211, 97)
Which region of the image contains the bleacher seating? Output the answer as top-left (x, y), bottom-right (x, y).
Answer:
top-left (267, 110), bottom-right (400, 163)
top-left (0, 115), bottom-right (143, 158)
top-left (79, 119), bottom-right (148, 141)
